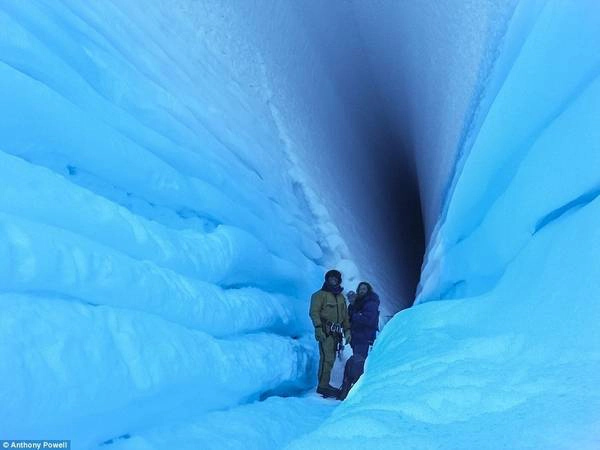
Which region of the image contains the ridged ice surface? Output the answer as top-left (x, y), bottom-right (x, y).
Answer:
top-left (0, 1), bottom-right (343, 446)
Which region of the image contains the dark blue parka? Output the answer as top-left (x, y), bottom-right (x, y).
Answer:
top-left (348, 292), bottom-right (380, 345)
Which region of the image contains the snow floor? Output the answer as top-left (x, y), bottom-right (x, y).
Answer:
top-left (105, 395), bottom-right (336, 450)
top-left (104, 350), bottom-right (350, 450)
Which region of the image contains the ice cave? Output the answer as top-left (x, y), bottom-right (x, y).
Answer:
top-left (0, 1), bottom-right (599, 448)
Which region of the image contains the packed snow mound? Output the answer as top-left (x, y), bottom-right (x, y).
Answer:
top-left (290, 1), bottom-right (600, 449)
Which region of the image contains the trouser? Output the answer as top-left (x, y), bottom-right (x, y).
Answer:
top-left (351, 342), bottom-right (370, 359)
top-left (317, 334), bottom-right (337, 388)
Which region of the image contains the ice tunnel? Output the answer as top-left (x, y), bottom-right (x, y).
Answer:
top-left (1, 1), bottom-right (599, 449)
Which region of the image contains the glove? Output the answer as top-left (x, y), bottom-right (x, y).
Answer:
top-left (315, 327), bottom-right (326, 342)
top-left (344, 331), bottom-right (352, 345)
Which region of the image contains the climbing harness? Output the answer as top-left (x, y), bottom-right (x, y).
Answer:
top-left (326, 321), bottom-right (345, 359)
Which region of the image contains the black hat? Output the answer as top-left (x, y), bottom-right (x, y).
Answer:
top-left (324, 269), bottom-right (342, 282)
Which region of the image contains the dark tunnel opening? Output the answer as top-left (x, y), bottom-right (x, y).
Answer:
top-left (201, 0), bottom-right (436, 314)
top-left (287, 3), bottom-right (430, 313)
top-left (370, 132), bottom-right (426, 311)
top-left (310, 42), bottom-right (428, 313)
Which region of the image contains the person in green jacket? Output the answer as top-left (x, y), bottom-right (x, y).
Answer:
top-left (309, 269), bottom-right (351, 398)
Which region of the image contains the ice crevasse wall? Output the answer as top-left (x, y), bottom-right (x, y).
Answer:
top-left (0, 0), bottom-right (336, 445)
top-left (292, 1), bottom-right (600, 449)
top-left (1, 1), bottom-right (600, 449)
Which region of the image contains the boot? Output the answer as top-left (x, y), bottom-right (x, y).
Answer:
top-left (317, 384), bottom-right (341, 399)
top-left (337, 381), bottom-right (352, 400)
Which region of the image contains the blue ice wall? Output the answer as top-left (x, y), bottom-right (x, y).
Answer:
top-left (0, 1), bottom-right (334, 446)
top-left (417, 0), bottom-right (600, 304)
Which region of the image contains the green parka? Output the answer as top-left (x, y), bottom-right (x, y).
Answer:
top-left (309, 290), bottom-right (350, 335)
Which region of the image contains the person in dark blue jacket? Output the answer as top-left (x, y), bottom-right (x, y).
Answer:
top-left (348, 281), bottom-right (380, 358)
